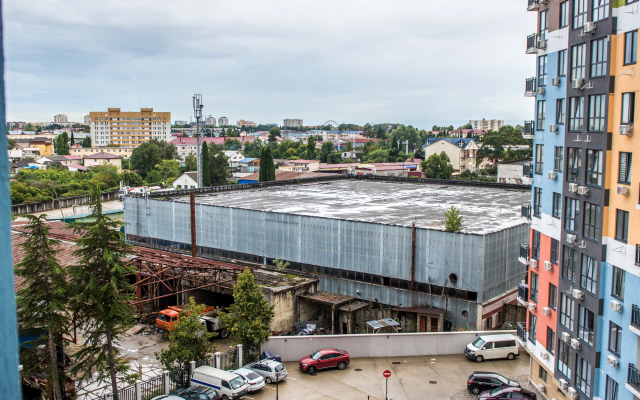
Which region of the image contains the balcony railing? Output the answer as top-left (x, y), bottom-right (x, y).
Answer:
top-left (527, 0), bottom-right (539, 11)
top-left (629, 364), bottom-right (640, 392)
top-left (525, 78), bottom-right (537, 97)
top-left (521, 204), bottom-right (532, 220)
top-left (523, 121), bottom-right (535, 139)
top-left (517, 322), bottom-right (527, 342)
top-left (636, 244), bottom-right (640, 267)
top-left (523, 163), bottom-right (533, 177)
top-left (633, 305), bottom-right (640, 330)
top-left (520, 244), bottom-right (530, 261)
top-left (518, 284), bottom-right (529, 303)
top-left (526, 33), bottom-right (538, 54)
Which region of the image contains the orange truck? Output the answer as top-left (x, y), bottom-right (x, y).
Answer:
top-left (155, 304), bottom-right (215, 333)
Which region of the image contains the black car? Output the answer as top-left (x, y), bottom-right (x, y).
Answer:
top-left (467, 372), bottom-right (520, 395)
top-left (171, 385), bottom-right (220, 400)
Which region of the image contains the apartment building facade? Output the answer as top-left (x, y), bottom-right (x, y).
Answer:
top-left (89, 108), bottom-right (171, 148)
top-left (522, 1), bottom-right (640, 400)
top-left (283, 118), bottom-right (303, 127)
top-left (54, 114), bottom-right (68, 123)
top-left (218, 116), bottom-right (229, 126)
top-left (469, 119), bottom-right (504, 131)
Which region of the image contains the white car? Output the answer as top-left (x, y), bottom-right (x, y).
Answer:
top-left (233, 368), bottom-right (266, 392)
top-left (150, 396), bottom-right (184, 400)
top-left (243, 359), bottom-right (287, 384)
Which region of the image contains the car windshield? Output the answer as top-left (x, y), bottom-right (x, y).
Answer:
top-left (311, 352), bottom-right (322, 360)
top-left (337, 349), bottom-right (347, 354)
top-left (472, 338), bottom-right (486, 348)
top-left (490, 388), bottom-right (507, 396)
top-left (497, 376), bottom-right (509, 384)
top-left (157, 314), bottom-right (171, 322)
top-left (229, 377), bottom-right (245, 390)
top-left (205, 389), bottom-right (220, 400)
top-left (246, 372), bottom-right (261, 380)
top-left (275, 364), bottom-right (285, 372)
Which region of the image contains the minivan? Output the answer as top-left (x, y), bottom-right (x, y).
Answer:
top-left (465, 334), bottom-right (519, 362)
top-left (190, 366), bottom-right (248, 400)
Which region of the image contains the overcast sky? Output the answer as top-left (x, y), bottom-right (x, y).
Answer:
top-left (5, 0), bottom-right (535, 129)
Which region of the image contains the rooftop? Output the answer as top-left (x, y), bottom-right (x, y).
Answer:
top-left (185, 180), bottom-right (529, 234)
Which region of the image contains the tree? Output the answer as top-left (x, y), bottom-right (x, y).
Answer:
top-left (224, 139), bottom-right (242, 150)
top-left (218, 269), bottom-right (275, 346)
top-left (185, 152), bottom-right (197, 171)
top-left (414, 146), bottom-right (425, 160)
top-left (268, 127), bottom-right (280, 143)
top-left (201, 142), bottom-right (211, 187)
top-left (444, 206), bottom-right (463, 232)
top-left (243, 139), bottom-right (263, 158)
top-left (15, 215), bottom-right (70, 400)
top-left (259, 146), bottom-right (275, 182)
top-left (306, 136), bottom-right (316, 159)
top-left (8, 138), bottom-right (15, 150)
top-left (81, 137), bottom-right (91, 148)
top-left (420, 151), bottom-right (454, 179)
top-left (209, 151), bottom-right (231, 186)
top-left (320, 141), bottom-right (336, 163)
top-left (55, 132), bottom-right (69, 155)
top-left (390, 125), bottom-right (420, 153)
top-left (155, 297), bottom-right (216, 372)
top-left (120, 171), bottom-right (143, 187)
top-left (70, 131), bottom-right (75, 146)
top-left (130, 140), bottom-right (163, 176)
top-left (344, 140), bottom-right (354, 152)
top-left (69, 187), bottom-right (139, 398)
top-left (226, 127), bottom-right (234, 137)
top-left (364, 149), bottom-right (389, 163)
top-left (155, 160), bottom-right (181, 182)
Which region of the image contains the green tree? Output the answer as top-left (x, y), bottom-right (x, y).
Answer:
top-left (390, 125), bottom-right (420, 153)
top-left (209, 151), bottom-right (231, 186)
top-left (364, 149), bottom-right (389, 163)
top-left (81, 137), bottom-right (91, 148)
top-left (259, 146), bottom-right (275, 182)
top-left (226, 127), bottom-right (235, 137)
top-left (444, 206), bottom-right (463, 232)
top-left (15, 215), bottom-right (70, 400)
top-left (218, 269), bottom-right (275, 346)
top-left (155, 160), bottom-right (181, 181)
top-left (268, 127), bottom-right (280, 143)
top-left (8, 138), bottom-right (15, 150)
top-left (155, 297), bottom-right (216, 372)
top-left (362, 140), bottom-right (378, 156)
top-left (70, 131), bottom-right (75, 146)
top-left (130, 140), bottom-right (163, 176)
top-left (306, 136), bottom-right (316, 159)
top-left (243, 139), bottom-right (263, 158)
top-left (185, 152), bottom-right (197, 171)
top-left (421, 152), bottom-right (454, 179)
top-left (344, 140), bottom-right (354, 152)
top-left (320, 141), bottom-right (336, 163)
top-left (120, 171), bottom-right (143, 187)
top-left (201, 142), bottom-right (211, 187)
top-left (224, 139), bottom-right (242, 150)
top-left (55, 132), bottom-right (70, 155)
top-left (69, 188), bottom-right (139, 398)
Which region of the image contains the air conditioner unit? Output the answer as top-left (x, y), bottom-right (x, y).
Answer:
top-left (542, 307), bottom-right (551, 316)
top-left (538, 383), bottom-right (546, 393)
top-left (544, 261), bottom-right (553, 271)
top-left (537, 87), bottom-right (546, 95)
top-left (607, 355), bottom-right (619, 367)
top-left (561, 332), bottom-right (571, 343)
top-left (577, 186), bottom-right (590, 196)
top-left (548, 171), bottom-right (558, 180)
top-left (617, 186), bottom-right (630, 196)
top-left (572, 78), bottom-right (584, 89)
top-left (610, 300), bottom-right (623, 312)
top-left (573, 289), bottom-right (584, 300)
top-left (567, 234), bottom-right (577, 244)
top-left (552, 77), bottom-right (560, 86)
top-left (537, 39), bottom-right (547, 49)
top-left (584, 21), bottom-right (596, 33)
top-left (620, 124), bottom-right (633, 136)
top-left (529, 303), bottom-right (537, 311)
top-left (549, 124), bottom-right (558, 132)
top-left (531, 259), bottom-right (538, 269)
top-left (568, 387), bottom-right (578, 400)
top-left (559, 379), bottom-right (569, 390)
top-left (540, 351), bottom-right (549, 360)
top-left (570, 338), bottom-right (581, 350)
top-left (568, 183), bottom-right (579, 193)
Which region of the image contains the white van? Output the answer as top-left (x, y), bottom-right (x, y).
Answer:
top-left (190, 366), bottom-right (248, 400)
top-left (465, 334), bottom-right (519, 362)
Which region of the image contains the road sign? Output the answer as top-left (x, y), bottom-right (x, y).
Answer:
top-left (383, 370), bottom-right (391, 378)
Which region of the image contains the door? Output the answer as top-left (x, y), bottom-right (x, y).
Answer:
top-left (429, 317), bottom-right (438, 332)
top-left (318, 354), bottom-right (332, 369)
top-left (419, 316), bottom-right (427, 332)
top-left (481, 342), bottom-right (495, 359)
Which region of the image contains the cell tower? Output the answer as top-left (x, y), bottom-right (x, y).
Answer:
top-left (193, 94), bottom-right (204, 187)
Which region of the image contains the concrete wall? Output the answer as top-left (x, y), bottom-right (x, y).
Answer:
top-left (261, 330), bottom-right (518, 361)
top-left (497, 164), bottom-right (525, 184)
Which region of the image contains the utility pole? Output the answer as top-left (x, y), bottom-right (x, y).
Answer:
top-left (193, 94), bottom-right (203, 188)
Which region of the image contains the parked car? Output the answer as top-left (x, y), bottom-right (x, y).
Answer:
top-left (150, 396), bottom-right (184, 400)
top-left (243, 359), bottom-right (287, 383)
top-left (465, 334), bottom-right (519, 362)
top-left (298, 348), bottom-right (350, 374)
top-left (233, 368), bottom-right (265, 392)
top-left (467, 372), bottom-right (520, 395)
top-left (478, 387), bottom-right (536, 400)
top-left (171, 385), bottom-right (220, 400)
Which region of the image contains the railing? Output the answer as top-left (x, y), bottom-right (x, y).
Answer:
top-left (632, 305), bottom-right (640, 330)
top-left (140, 376), bottom-right (164, 400)
top-left (527, 34), bottom-right (538, 53)
top-left (523, 163), bottom-right (533, 178)
top-left (524, 121), bottom-right (534, 136)
top-left (636, 244), bottom-right (640, 266)
top-left (518, 284), bottom-right (529, 303)
top-left (629, 364), bottom-right (640, 391)
top-left (520, 244), bottom-right (530, 261)
top-left (521, 204), bottom-right (532, 220)
top-left (517, 322), bottom-right (527, 342)
top-left (527, 0), bottom-right (539, 10)
top-left (525, 78), bottom-right (537, 96)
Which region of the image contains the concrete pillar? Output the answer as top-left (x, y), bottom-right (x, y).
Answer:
top-left (215, 352), bottom-right (221, 369)
top-left (190, 360), bottom-right (196, 376)
top-left (163, 370), bottom-right (170, 394)
top-left (135, 381), bottom-right (143, 400)
top-left (237, 344), bottom-right (243, 368)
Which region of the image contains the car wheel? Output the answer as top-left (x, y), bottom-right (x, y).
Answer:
top-left (472, 387), bottom-right (480, 395)
top-left (218, 328), bottom-right (229, 339)
top-left (475, 355), bottom-right (484, 363)
top-left (507, 353), bottom-right (515, 360)
top-left (265, 377), bottom-right (272, 384)
top-left (337, 362), bottom-right (347, 370)
top-left (308, 366), bottom-right (316, 374)
top-left (221, 396), bottom-right (229, 400)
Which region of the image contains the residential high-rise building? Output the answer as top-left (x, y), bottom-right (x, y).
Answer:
top-left (83, 114), bottom-right (90, 125)
top-left (218, 116), bottom-right (229, 126)
top-left (469, 119), bottom-right (504, 131)
top-left (54, 114), bottom-right (68, 123)
top-left (89, 108), bottom-right (171, 148)
top-left (205, 116), bottom-right (217, 126)
top-left (520, 2), bottom-right (640, 400)
top-left (283, 118), bottom-right (303, 128)
top-left (236, 119), bottom-right (257, 127)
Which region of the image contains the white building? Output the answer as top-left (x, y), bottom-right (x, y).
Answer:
top-left (84, 115), bottom-right (91, 125)
top-left (54, 114), bottom-right (69, 123)
top-left (283, 118), bottom-right (303, 128)
top-left (205, 116), bottom-right (217, 126)
top-left (223, 150), bottom-right (244, 167)
top-left (218, 117), bottom-right (229, 126)
top-left (422, 138), bottom-right (478, 172)
top-left (89, 108), bottom-right (171, 148)
top-left (469, 119), bottom-right (504, 131)
top-left (173, 171), bottom-right (198, 189)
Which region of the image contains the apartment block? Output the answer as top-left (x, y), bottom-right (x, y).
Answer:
top-left (218, 116), bottom-right (229, 126)
top-left (54, 114), bottom-right (68, 123)
top-left (469, 119), bottom-right (504, 131)
top-left (89, 108), bottom-right (171, 148)
top-left (236, 120), bottom-right (257, 127)
top-left (283, 118), bottom-right (303, 127)
top-left (205, 116), bottom-right (217, 126)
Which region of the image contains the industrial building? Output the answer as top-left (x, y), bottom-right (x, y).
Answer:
top-left (124, 179), bottom-right (530, 332)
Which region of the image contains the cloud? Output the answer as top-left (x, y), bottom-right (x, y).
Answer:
top-left (4, 0), bottom-right (535, 127)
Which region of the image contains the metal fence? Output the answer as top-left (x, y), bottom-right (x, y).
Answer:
top-left (140, 376), bottom-right (164, 400)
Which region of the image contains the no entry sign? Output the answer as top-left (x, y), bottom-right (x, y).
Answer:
top-left (383, 370), bottom-right (391, 378)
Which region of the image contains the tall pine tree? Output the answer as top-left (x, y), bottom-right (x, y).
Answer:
top-left (69, 186), bottom-right (139, 399)
top-left (70, 131), bottom-right (75, 146)
top-left (15, 215), bottom-right (70, 400)
top-left (201, 141), bottom-right (211, 187)
top-left (259, 146), bottom-right (275, 182)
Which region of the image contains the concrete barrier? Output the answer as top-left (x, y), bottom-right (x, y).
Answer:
top-left (261, 330), bottom-right (518, 362)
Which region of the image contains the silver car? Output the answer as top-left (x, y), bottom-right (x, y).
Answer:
top-left (233, 368), bottom-right (266, 392)
top-left (243, 359), bottom-right (287, 384)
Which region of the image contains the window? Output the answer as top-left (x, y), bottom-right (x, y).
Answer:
top-left (593, 0), bottom-right (610, 21)
top-left (573, 0), bottom-right (587, 29)
top-left (549, 283), bottom-right (557, 310)
top-left (556, 99), bottom-right (566, 124)
top-left (557, 340), bottom-right (572, 377)
top-left (581, 255), bottom-right (597, 294)
top-left (552, 193), bottom-right (562, 219)
top-left (567, 147), bottom-right (582, 181)
top-left (583, 203), bottom-right (601, 241)
top-left (530, 272), bottom-right (539, 302)
top-left (560, 2), bottom-right (569, 28)
top-left (621, 92), bottom-right (635, 124)
top-left (586, 150), bottom-right (603, 186)
top-left (539, 366), bottom-right (548, 382)
top-left (619, 152), bottom-right (632, 184)
top-left (529, 313), bottom-right (537, 343)
top-left (547, 327), bottom-right (555, 354)
top-left (612, 266), bottom-right (625, 300)
top-left (575, 356), bottom-right (592, 397)
top-left (569, 97), bottom-right (584, 131)
top-left (551, 240), bottom-right (559, 265)
top-left (565, 198), bottom-right (579, 233)
top-left (571, 44), bottom-right (586, 80)
top-left (538, 55), bottom-right (548, 86)
top-left (537, 101), bottom-right (546, 131)
top-left (605, 375), bottom-right (618, 400)
top-left (535, 146), bottom-right (544, 175)
top-left (560, 293), bottom-right (575, 331)
top-left (625, 31), bottom-right (638, 65)
top-left (539, 10), bottom-right (548, 40)
top-left (533, 188), bottom-right (542, 218)
top-left (578, 306), bottom-right (594, 346)
top-left (588, 95), bottom-right (606, 131)
top-left (532, 230), bottom-right (541, 259)
top-left (563, 246), bottom-right (578, 283)
top-left (591, 38), bottom-right (608, 77)
top-left (616, 210), bottom-right (629, 243)
top-left (609, 322), bottom-right (622, 356)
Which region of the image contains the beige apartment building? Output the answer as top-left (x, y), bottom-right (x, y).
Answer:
top-left (90, 108), bottom-right (171, 148)
top-left (469, 119), bottom-right (504, 131)
top-left (70, 146), bottom-right (133, 157)
top-left (54, 114), bottom-right (68, 123)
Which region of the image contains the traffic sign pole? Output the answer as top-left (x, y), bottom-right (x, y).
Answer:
top-left (383, 370), bottom-right (391, 400)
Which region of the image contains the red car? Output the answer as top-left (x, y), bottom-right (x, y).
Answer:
top-left (298, 349), bottom-right (350, 374)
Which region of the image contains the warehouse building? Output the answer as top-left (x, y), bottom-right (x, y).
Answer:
top-left (124, 180), bottom-right (530, 330)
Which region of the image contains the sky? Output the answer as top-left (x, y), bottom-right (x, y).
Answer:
top-left (5, 0), bottom-right (536, 129)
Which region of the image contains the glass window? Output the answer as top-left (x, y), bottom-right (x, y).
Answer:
top-left (553, 193), bottom-right (562, 219)
top-left (616, 210), bottom-right (629, 243)
top-left (551, 239), bottom-right (559, 264)
top-left (563, 246), bottom-right (578, 282)
top-left (537, 101), bottom-right (546, 131)
top-left (557, 340), bottom-right (572, 377)
top-left (612, 266), bottom-right (625, 300)
top-left (565, 198), bottom-right (579, 233)
top-left (609, 322), bottom-right (622, 356)
top-left (577, 305), bottom-right (594, 346)
top-left (583, 202), bottom-right (601, 241)
top-left (573, 0), bottom-right (587, 29)
top-left (530, 272), bottom-right (539, 302)
top-left (539, 366), bottom-right (548, 382)
top-left (529, 313), bottom-right (537, 343)
top-left (559, 50), bottom-right (567, 77)
top-left (588, 95), bottom-right (606, 131)
top-left (535, 145), bottom-right (544, 174)
top-left (554, 147), bottom-right (564, 172)
top-left (538, 55), bottom-right (548, 86)
top-left (621, 92), bottom-right (635, 124)
top-left (571, 44), bottom-right (586, 80)
top-left (593, 0), bottom-right (610, 21)
top-left (560, 293), bottom-right (575, 331)
top-left (586, 150), bottom-right (603, 186)
top-left (533, 230), bottom-right (541, 259)
top-left (540, 10), bottom-right (548, 40)
top-left (549, 283), bottom-right (557, 309)
top-left (591, 38), bottom-right (608, 77)
top-left (547, 328), bottom-right (555, 354)
top-left (533, 188), bottom-right (542, 218)
top-left (625, 31), bottom-right (638, 65)
top-left (581, 254), bottom-right (597, 294)
top-left (567, 147), bottom-right (582, 181)
top-left (569, 97), bottom-right (584, 131)
top-left (557, 98), bottom-right (566, 124)
top-left (605, 375), bottom-right (618, 400)
top-left (575, 356), bottom-right (592, 397)
top-left (560, 2), bottom-right (569, 28)
top-left (619, 152), bottom-right (632, 184)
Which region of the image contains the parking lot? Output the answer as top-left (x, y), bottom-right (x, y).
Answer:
top-left (242, 353), bottom-right (531, 400)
